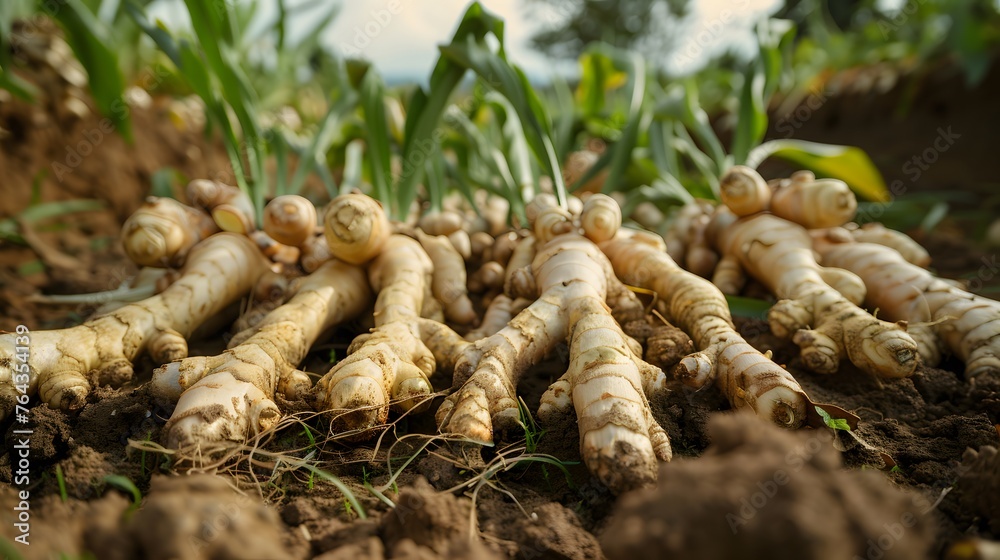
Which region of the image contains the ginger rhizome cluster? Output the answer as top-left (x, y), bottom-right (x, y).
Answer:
top-left (3, 169), bottom-right (997, 492)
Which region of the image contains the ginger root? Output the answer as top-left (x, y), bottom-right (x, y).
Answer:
top-left (710, 212), bottom-right (918, 378)
top-left (0, 233), bottom-right (269, 417)
top-left (152, 258), bottom-right (371, 452)
top-left (416, 229), bottom-right (477, 326)
top-left (311, 233), bottom-right (450, 434)
top-left (121, 196), bottom-right (218, 268)
top-left (719, 167), bottom-right (857, 229)
top-left (844, 222), bottom-right (931, 267)
top-left (438, 198), bottom-right (671, 493)
top-left (263, 194), bottom-right (317, 247)
top-left (817, 236), bottom-right (1000, 379)
top-left (602, 230), bottom-right (809, 429)
top-left (186, 179), bottom-right (256, 234)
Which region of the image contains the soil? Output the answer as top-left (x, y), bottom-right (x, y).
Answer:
top-left (2, 47), bottom-right (1000, 560)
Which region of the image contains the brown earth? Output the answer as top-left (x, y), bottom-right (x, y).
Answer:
top-left (2, 51), bottom-right (1000, 560)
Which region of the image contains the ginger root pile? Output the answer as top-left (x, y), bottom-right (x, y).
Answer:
top-left (5, 169), bottom-right (998, 492)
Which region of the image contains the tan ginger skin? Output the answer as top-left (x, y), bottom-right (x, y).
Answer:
top-left (719, 166), bottom-right (857, 229)
top-left (437, 197), bottom-right (671, 494)
top-left (816, 234), bottom-right (1000, 379)
top-left (312, 234), bottom-right (463, 434)
top-left (709, 211), bottom-right (919, 378)
top-left (415, 229), bottom-right (477, 326)
top-left (121, 196), bottom-right (219, 268)
top-left (185, 179), bottom-right (257, 234)
top-left (263, 194), bottom-right (317, 248)
top-left (153, 258), bottom-right (371, 452)
top-left (601, 231), bottom-right (809, 430)
top-left (845, 222), bottom-right (931, 267)
top-left (0, 233), bottom-right (270, 418)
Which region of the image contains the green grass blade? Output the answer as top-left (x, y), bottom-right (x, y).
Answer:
top-left (395, 2), bottom-right (503, 220)
top-left (0, 66), bottom-right (37, 101)
top-left (183, 0), bottom-right (266, 216)
top-left (598, 49), bottom-right (645, 195)
top-left (484, 92), bottom-right (537, 206)
top-left (395, 72), bottom-right (464, 220)
top-left (680, 79), bottom-right (726, 171)
top-left (287, 88), bottom-right (356, 195)
top-left (305, 466), bottom-right (366, 519)
top-left (126, 4), bottom-right (251, 197)
top-left (103, 474), bottom-right (142, 514)
top-left (424, 152), bottom-right (447, 212)
top-left (439, 39), bottom-right (567, 207)
top-left (730, 62), bottom-right (767, 165)
top-left (549, 75), bottom-right (576, 160)
top-left (360, 69), bottom-right (393, 206)
top-left (272, 130), bottom-right (289, 196)
top-left (45, 0), bottom-right (131, 141)
top-left (732, 19), bottom-right (795, 165)
top-left (568, 148), bottom-right (612, 192)
top-left (673, 122), bottom-right (720, 198)
top-left (314, 159), bottom-right (338, 200)
top-left (725, 295), bottom-right (772, 320)
top-left (648, 120), bottom-right (680, 177)
top-left (123, 2), bottom-right (181, 65)
top-left (446, 106), bottom-right (525, 222)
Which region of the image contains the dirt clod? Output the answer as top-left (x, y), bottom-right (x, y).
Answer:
top-left (380, 477), bottom-right (473, 554)
top-left (956, 446), bottom-right (1000, 533)
top-left (130, 474), bottom-right (300, 560)
top-left (600, 413), bottom-right (933, 560)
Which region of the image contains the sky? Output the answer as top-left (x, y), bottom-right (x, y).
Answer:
top-left (322, 0), bottom-right (781, 81)
top-left (150, 0), bottom-right (783, 83)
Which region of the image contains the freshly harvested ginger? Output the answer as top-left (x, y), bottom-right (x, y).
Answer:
top-left (438, 196), bottom-right (671, 493)
top-left (709, 211), bottom-right (918, 378)
top-left (601, 231), bottom-right (809, 429)
top-left (816, 235), bottom-right (1000, 380)
top-left (152, 258), bottom-right (371, 453)
top-left (0, 233), bottom-right (268, 417)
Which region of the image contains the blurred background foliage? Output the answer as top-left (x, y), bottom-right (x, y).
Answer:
top-left (2, 0), bottom-right (999, 239)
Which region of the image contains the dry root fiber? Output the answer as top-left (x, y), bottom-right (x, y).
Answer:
top-left (0, 233), bottom-right (269, 418)
top-left (710, 212), bottom-right (918, 378)
top-left (438, 197), bottom-right (671, 493)
top-left (152, 258), bottom-right (370, 451)
top-left (817, 236), bottom-right (1000, 379)
top-left (602, 231), bottom-right (809, 429)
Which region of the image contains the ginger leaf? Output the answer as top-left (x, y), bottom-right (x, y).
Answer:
top-left (815, 406), bottom-right (852, 431)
